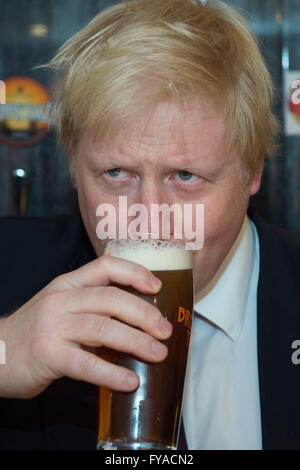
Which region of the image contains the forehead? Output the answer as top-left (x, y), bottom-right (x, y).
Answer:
top-left (77, 98), bottom-right (231, 169)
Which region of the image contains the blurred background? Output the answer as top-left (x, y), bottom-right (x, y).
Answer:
top-left (0, 0), bottom-right (299, 233)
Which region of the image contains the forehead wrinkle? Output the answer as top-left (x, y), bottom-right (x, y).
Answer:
top-left (115, 133), bottom-right (188, 169)
top-left (79, 98), bottom-right (232, 173)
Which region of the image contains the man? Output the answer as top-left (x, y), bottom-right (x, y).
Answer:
top-left (0, 0), bottom-right (299, 450)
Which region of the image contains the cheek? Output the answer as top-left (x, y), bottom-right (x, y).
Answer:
top-left (77, 177), bottom-right (105, 236)
top-left (77, 175), bottom-right (103, 211)
top-left (202, 185), bottom-right (248, 245)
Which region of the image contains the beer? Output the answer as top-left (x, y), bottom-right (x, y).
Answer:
top-left (97, 239), bottom-right (194, 450)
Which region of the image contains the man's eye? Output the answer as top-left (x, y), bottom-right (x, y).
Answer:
top-left (175, 171), bottom-right (198, 182)
top-left (106, 168), bottom-right (128, 178)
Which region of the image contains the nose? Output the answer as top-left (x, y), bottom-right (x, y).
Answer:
top-left (139, 177), bottom-right (164, 209)
top-left (132, 178), bottom-right (175, 237)
top-left (134, 178), bottom-right (161, 235)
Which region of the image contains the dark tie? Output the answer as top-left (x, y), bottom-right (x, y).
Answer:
top-left (177, 419), bottom-right (188, 450)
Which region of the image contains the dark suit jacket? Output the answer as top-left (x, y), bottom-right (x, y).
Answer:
top-left (0, 210), bottom-right (300, 450)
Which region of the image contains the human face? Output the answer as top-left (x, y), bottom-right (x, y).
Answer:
top-left (76, 99), bottom-right (261, 295)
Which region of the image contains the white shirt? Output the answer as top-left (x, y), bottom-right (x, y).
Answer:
top-left (182, 216), bottom-right (262, 450)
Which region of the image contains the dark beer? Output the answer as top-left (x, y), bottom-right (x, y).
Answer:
top-left (97, 240), bottom-right (194, 450)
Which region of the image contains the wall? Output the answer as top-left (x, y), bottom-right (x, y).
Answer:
top-left (0, 0), bottom-right (299, 233)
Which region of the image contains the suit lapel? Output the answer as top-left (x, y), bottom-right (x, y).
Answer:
top-left (253, 213), bottom-right (300, 449)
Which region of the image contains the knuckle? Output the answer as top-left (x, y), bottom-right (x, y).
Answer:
top-left (48, 275), bottom-right (63, 290)
top-left (134, 329), bottom-right (149, 350)
top-left (133, 263), bottom-right (150, 279)
top-left (143, 302), bottom-right (160, 327)
top-left (101, 286), bottom-right (119, 305)
top-left (40, 291), bottom-right (62, 315)
top-left (98, 254), bottom-right (112, 270)
top-left (139, 264), bottom-right (150, 277)
top-left (93, 316), bottom-right (112, 339)
top-left (76, 354), bottom-right (98, 377)
top-left (47, 273), bottom-right (72, 291)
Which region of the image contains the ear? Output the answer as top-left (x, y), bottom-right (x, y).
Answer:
top-left (249, 162), bottom-right (264, 196)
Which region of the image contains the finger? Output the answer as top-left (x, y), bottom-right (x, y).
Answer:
top-left (64, 313), bottom-right (169, 362)
top-left (57, 287), bottom-right (172, 340)
top-left (57, 345), bottom-right (140, 391)
top-left (52, 255), bottom-right (162, 294)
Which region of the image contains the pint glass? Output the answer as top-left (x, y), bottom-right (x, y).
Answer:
top-left (97, 237), bottom-right (194, 450)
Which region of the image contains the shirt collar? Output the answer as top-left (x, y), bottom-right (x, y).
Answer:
top-left (194, 216), bottom-right (254, 342)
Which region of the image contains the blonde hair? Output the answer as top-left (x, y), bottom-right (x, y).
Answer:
top-left (44, 0), bottom-right (279, 182)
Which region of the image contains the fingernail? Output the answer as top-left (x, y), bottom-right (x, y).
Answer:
top-left (125, 374), bottom-right (139, 389)
top-left (149, 275), bottom-right (162, 291)
top-left (152, 341), bottom-right (168, 357)
top-left (160, 317), bottom-right (173, 336)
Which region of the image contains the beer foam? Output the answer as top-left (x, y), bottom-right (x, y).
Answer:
top-left (104, 239), bottom-right (192, 271)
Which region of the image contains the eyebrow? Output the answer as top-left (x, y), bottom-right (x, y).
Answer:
top-left (84, 145), bottom-right (230, 178)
